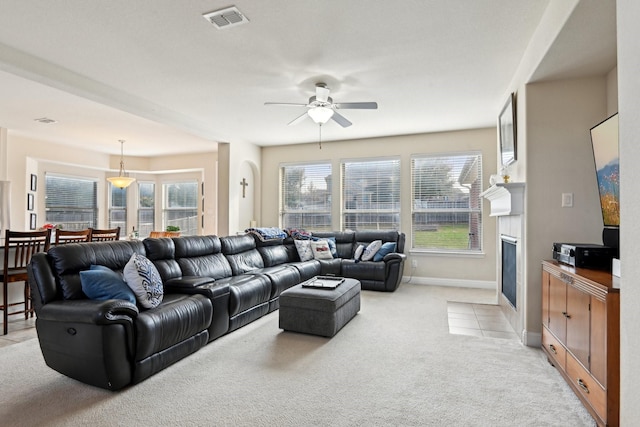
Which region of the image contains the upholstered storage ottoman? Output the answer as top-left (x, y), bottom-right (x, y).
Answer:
top-left (279, 278), bottom-right (361, 337)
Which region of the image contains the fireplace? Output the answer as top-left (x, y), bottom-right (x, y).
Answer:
top-left (501, 235), bottom-right (517, 309)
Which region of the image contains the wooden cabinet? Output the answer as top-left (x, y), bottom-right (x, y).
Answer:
top-left (541, 261), bottom-right (619, 426)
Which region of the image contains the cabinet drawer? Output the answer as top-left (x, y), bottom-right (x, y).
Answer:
top-left (566, 353), bottom-right (606, 422)
top-left (542, 327), bottom-right (566, 370)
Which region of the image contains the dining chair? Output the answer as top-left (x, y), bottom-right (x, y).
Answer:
top-left (54, 228), bottom-right (91, 245)
top-left (1, 229), bottom-right (51, 335)
top-left (89, 227), bottom-right (120, 242)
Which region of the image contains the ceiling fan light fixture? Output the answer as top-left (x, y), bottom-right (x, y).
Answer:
top-left (308, 106), bottom-right (334, 124)
top-left (107, 140), bottom-right (136, 189)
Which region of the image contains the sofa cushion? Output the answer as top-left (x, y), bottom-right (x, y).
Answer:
top-left (294, 240), bottom-right (314, 261)
top-left (135, 293), bottom-right (212, 360)
top-left (177, 253), bottom-right (233, 279)
top-left (124, 253), bottom-right (164, 309)
top-left (142, 237), bottom-right (182, 282)
top-left (257, 244), bottom-right (291, 267)
top-left (361, 240), bottom-right (382, 261)
top-left (48, 240), bottom-right (145, 300)
top-left (353, 244), bottom-right (365, 261)
top-left (215, 274), bottom-right (272, 316)
top-left (341, 259), bottom-right (386, 281)
top-left (221, 235), bottom-right (265, 275)
top-left (80, 265), bottom-right (136, 304)
top-left (373, 242), bottom-right (397, 261)
top-left (311, 240), bottom-right (333, 260)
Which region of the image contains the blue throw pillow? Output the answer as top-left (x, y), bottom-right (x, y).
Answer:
top-left (80, 265), bottom-right (136, 304)
top-left (373, 242), bottom-right (397, 262)
top-left (326, 237), bottom-right (338, 258)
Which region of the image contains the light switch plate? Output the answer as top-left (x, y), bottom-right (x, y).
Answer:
top-left (562, 193), bottom-right (573, 207)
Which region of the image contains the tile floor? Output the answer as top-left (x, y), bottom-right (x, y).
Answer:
top-left (0, 317), bottom-right (37, 349)
top-left (447, 301), bottom-right (519, 340)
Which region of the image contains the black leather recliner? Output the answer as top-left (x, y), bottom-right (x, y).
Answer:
top-left (28, 240), bottom-right (212, 391)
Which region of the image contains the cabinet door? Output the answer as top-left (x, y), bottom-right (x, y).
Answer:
top-left (590, 297), bottom-right (606, 386)
top-left (548, 274), bottom-right (567, 342)
top-left (542, 269), bottom-right (550, 328)
top-left (566, 285), bottom-right (590, 368)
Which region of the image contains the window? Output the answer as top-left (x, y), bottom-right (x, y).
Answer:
top-left (341, 158), bottom-right (400, 230)
top-left (411, 152), bottom-right (482, 252)
top-left (137, 182), bottom-right (155, 238)
top-left (45, 174), bottom-right (97, 230)
top-left (109, 184), bottom-right (127, 232)
top-left (163, 181), bottom-right (198, 235)
top-left (280, 162), bottom-right (332, 231)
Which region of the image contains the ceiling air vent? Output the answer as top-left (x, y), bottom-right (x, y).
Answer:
top-left (203, 6), bottom-right (249, 29)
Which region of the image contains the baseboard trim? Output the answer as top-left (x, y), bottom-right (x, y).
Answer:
top-left (402, 276), bottom-right (496, 290)
top-left (523, 330), bottom-right (541, 348)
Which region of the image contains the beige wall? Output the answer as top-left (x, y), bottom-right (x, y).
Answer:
top-left (217, 141), bottom-right (262, 236)
top-left (618, 0), bottom-right (640, 421)
top-left (523, 76), bottom-right (610, 341)
top-left (5, 133), bottom-right (218, 233)
top-left (262, 128), bottom-right (498, 285)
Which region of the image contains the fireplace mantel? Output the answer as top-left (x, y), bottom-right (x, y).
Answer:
top-left (480, 182), bottom-right (525, 216)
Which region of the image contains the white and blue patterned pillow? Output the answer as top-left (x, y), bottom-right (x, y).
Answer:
top-left (123, 253), bottom-right (163, 309)
top-left (353, 244), bottom-right (366, 261)
top-left (361, 240), bottom-right (383, 261)
top-left (294, 239), bottom-right (314, 262)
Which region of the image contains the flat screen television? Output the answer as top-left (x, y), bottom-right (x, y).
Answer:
top-left (590, 113), bottom-right (619, 230)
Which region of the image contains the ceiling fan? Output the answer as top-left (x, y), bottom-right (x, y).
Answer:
top-left (264, 83), bottom-right (378, 128)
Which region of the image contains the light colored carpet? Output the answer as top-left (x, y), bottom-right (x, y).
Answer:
top-left (0, 284), bottom-right (595, 426)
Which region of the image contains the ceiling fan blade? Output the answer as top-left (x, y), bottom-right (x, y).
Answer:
top-left (316, 85), bottom-right (330, 103)
top-left (288, 112), bottom-right (309, 126)
top-left (334, 102), bottom-right (378, 109)
top-left (264, 102), bottom-right (308, 107)
top-left (331, 111), bottom-right (352, 128)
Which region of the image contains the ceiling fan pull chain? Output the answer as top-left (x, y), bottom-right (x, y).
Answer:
top-left (319, 124), bottom-right (322, 149)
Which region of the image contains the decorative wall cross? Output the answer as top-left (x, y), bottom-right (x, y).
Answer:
top-left (240, 177), bottom-right (249, 198)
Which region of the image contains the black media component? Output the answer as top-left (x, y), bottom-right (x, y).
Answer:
top-left (552, 242), bottom-right (617, 270)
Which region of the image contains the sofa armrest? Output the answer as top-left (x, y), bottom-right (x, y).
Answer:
top-left (38, 299), bottom-right (138, 324)
top-left (383, 252), bottom-right (407, 292)
top-left (383, 252), bottom-right (406, 263)
top-left (165, 276), bottom-right (216, 289)
top-left (164, 276), bottom-right (230, 341)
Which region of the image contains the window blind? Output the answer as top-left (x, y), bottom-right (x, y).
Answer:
top-left (341, 158), bottom-right (400, 231)
top-left (109, 184), bottom-right (127, 231)
top-left (411, 152), bottom-right (482, 252)
top-left (138, 182), bottom-right (155, 238)
top-left (45, 173), bottom-right (97, 230)
top-left (280, 162), bottom-right (332, 231)
top-left (163, 181), bottom-right (198, 235)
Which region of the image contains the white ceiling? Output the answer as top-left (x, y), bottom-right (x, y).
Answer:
top-left (0, 1), bottom-right (616, 157)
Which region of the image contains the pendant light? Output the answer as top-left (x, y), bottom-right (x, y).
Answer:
top-left (107, 140), bottom-right (136, 189)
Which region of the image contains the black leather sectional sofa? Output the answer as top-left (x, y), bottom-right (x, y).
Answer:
top-left (27, 230), bottom-right (405, 390)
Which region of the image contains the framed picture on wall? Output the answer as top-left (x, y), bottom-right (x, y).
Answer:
top-left (30, 174), bottom-right (38, 191)
top-left (27, 193), bottom-right (34, 211)
top-left (499, 93), bottom-right (517, 166)
top-left (30, 213), bottom-right (37, 230)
